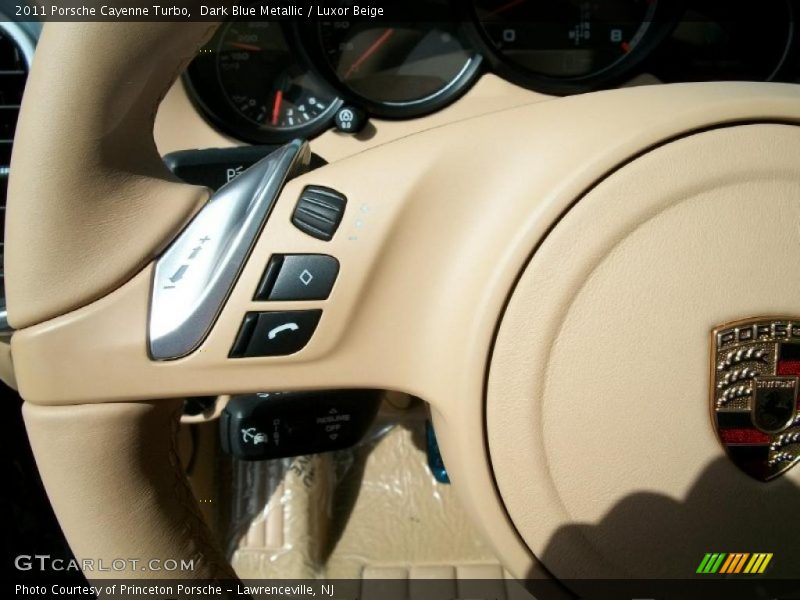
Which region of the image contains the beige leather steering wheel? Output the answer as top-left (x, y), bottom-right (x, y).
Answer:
top-left (9, 17), bottom-right (800, 593)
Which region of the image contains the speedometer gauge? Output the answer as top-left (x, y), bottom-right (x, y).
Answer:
top-left (185, 21), bottom-right (341, 143)
top-left (473, 0), bottom-right (669, 92)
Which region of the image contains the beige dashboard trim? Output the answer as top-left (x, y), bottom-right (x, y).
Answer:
top-left (155, 72), bottom-right (551, 162)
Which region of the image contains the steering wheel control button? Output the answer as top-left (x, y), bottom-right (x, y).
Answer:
top-left (231, 310), bottom-right (322, 358)
top-left (255, 254), bottom-right (339, 301)
top-left (149, 140), bottom-right (310, 361)
top-left (292, 186), bottom-right (346, 241)
top-left (220, 390), bottom-right (381, 460)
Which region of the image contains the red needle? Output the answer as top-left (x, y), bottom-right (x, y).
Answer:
top-left (271, 89), bottom-right (283, 126)
top-left (344, 28), bottom-right (395, 80)
top-left (621, 41), bottom-right (631, 53)
top-left (228, 41), bottom-right (261, 52)
top-left (488, 0), bottom-right (526, 16)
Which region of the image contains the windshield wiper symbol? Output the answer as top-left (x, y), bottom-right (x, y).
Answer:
top-left (241, 427), bottom-right (268, 445)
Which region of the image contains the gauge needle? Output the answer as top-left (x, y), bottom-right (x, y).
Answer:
top-left (228, 41), bottom-right (262, 52)
top-left (489, 0), bottom-right (526, 16)
top-left (621, 41), bottom-right (631, 53)
top-left (344, 27), bottom-right (395, 80)
top-left (271, 89), bottom-right (283, 126)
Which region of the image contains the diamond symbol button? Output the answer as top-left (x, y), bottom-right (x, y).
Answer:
top-left (299, 269), bottom-right (314, 286)
top-left (257, 255), bottom-right (339, 301)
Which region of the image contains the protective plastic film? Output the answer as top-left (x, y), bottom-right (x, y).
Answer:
top-left (218, 394), bottom-right (504, 579)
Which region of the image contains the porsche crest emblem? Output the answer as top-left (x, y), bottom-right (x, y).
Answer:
top-left (712, 318), bottom-right (800, 481)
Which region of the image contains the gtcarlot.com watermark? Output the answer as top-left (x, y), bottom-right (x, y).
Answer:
top-left (14, 554), bottom-right (195, 573)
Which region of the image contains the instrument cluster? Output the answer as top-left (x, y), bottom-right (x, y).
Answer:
top-left (185, 0), bottom-right (799, 143)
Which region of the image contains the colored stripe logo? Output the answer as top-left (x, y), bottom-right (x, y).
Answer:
top-left (696, 553), bottom-right (773, 574)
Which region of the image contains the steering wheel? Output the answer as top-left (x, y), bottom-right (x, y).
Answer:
top-left (9, 18), bottom-right (800, 594)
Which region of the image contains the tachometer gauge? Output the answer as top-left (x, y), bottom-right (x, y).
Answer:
top-left (312, 1), bottom-right (482, 117)
top-left (185, 21), bottom-right (341, 143)
top-left (473, 0), bottom-right (670, 92)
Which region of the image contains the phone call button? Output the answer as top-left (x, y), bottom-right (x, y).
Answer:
top-left (230, 310), bottom-right (322, 358)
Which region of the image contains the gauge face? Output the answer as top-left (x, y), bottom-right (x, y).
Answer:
top-left (315, 2), bottom-right (481, 116)
top-left (474, 0), bottom-right (659, 81)
top-left (186, 22), bottom-right (340, 143)
top-left (648, 0), bottom-right (793, 83)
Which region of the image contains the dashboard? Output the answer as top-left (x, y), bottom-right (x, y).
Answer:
top-left (184, 0), bottom-right (800, 145)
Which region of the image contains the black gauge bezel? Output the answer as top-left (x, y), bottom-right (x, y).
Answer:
top-left (645, 0), bottom-right (796, 85)
top-left (466, 0), bottom-right (681, 95)
top-left (294, 19), bottom-right (484, 119)
top-left (775, 1), bottom-right (800, 83)
top-left (183, 21), bottom-right (343, 144)
top-left (765, 0), bottom-right (796, 82)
